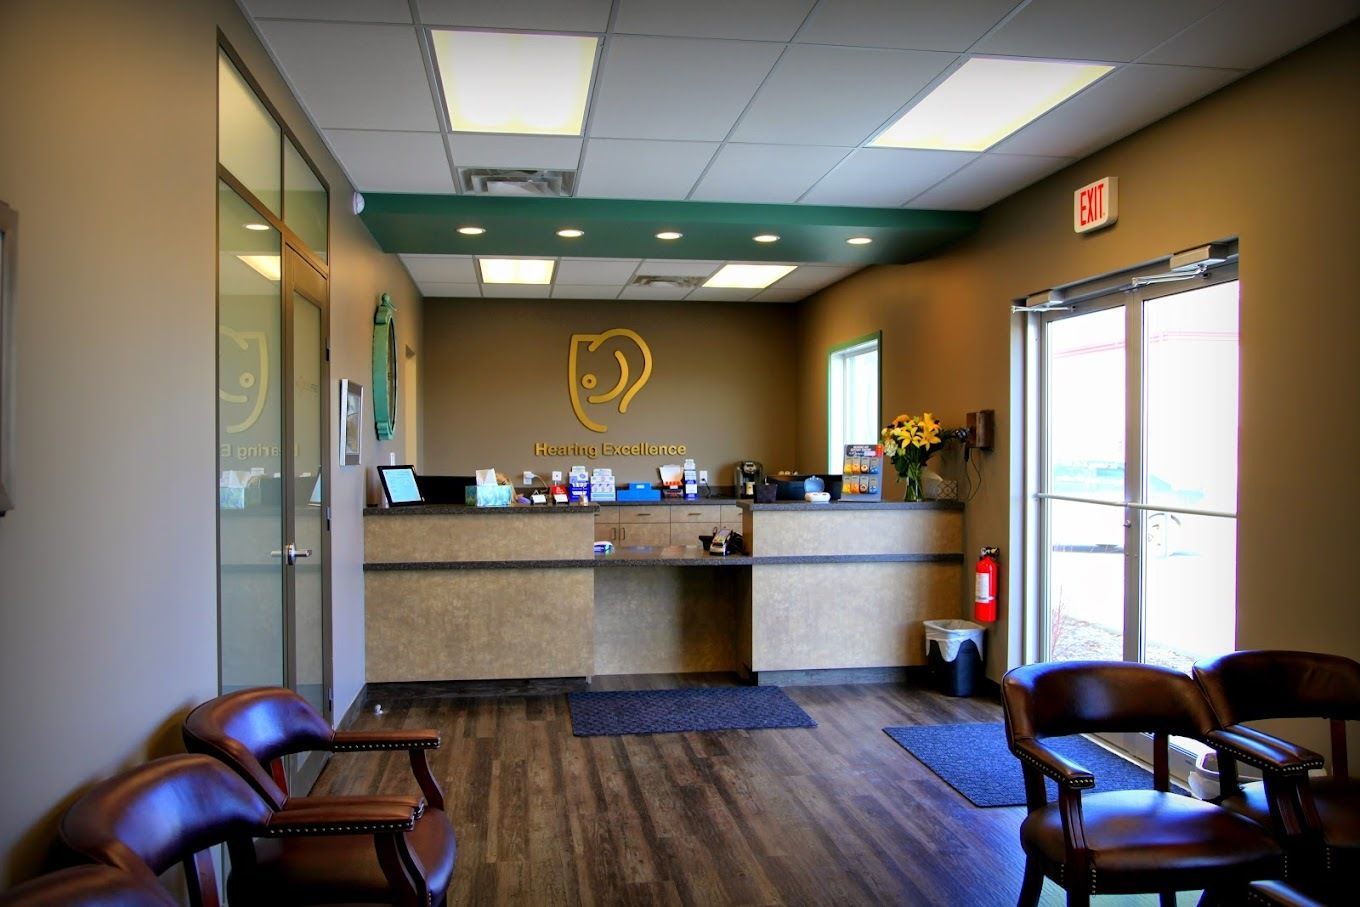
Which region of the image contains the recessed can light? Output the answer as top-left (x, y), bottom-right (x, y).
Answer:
top-left (557, 228), bottom-right (584, 238)
top-left (753, 234), bottom-right (780, 243)
top-left (846, 236), bottom-right (873, 245)
top-left (244, 223), bottom-right (270, 231)
top-left (655, 231), bottom-right (683, 240)
top-left (458, 226), bottom-right (486, 235)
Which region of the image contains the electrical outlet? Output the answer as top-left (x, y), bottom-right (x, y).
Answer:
top-left (699, 470), bottom-right (709, 483)
top-left (551, 471), bottom-right (563, 483)
top-left (522, 471), bottom-right (535, 485)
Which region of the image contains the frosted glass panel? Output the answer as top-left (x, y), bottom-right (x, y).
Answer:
top-left (284, 138), bottom-right (328, 262)
top-left (219, 53), bottom-right (281, 216)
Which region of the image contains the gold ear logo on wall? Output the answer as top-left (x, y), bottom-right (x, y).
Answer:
top-left (568, 328), bottom-right (653, 433)
top-left (218, 325), bottom-right (270, 434)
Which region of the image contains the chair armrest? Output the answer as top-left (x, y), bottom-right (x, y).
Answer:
top-left (331, 729), bottom-right (441, 752)
top-left (262, 801), bottom-right (418, 837)
top-left (1010, 738), bottom-right (1096, 789)
top-left (283, 794), bottom-right (426, 820)
top-left (1206, 726), bottom-right (1325, 776)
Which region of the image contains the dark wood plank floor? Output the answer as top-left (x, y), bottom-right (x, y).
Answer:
top-left (313, 675), bottom-right (1187, 906)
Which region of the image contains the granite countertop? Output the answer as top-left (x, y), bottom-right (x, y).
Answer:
top-left (737, 499), bottom-right (964, 511)
top-left (363, 503), bottom-right (600, 516)
top-left (364, 548), bottom-right (963, 570)
top-left (595, 497), bottom-right (740, 506)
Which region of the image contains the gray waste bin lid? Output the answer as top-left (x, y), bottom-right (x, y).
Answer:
top-left (923, 619), bottom-right (985, 661)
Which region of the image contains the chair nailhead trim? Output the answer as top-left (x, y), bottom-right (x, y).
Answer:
top-left (267, 822), bottom-right (415, 836)
top-left (332, 741), bottom-right (438, 751)
top-left (1211, 740), bottom-right (1322, 774)
top-left (1011, 747), bottom-right (1094, 788)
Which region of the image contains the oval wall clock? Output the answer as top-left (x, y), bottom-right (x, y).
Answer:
top-left (372, 293), bottom-right (397, 441)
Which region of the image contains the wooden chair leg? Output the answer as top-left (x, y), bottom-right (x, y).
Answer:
top-left (1065, 888), bottom-right (1091, 907)
top-left (1017, 857), bottom-right (1043, 907)
top-left (1160, 891), bottom-right (1177, 907)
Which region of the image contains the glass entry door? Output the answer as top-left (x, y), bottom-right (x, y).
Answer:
top-left (217, 179), bottom-right (330, 793)
top-left (1037, 271), bottom-right (1240, 768)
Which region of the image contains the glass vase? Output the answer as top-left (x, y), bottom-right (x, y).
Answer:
top-left (902, 461), bottom-right (923, 502)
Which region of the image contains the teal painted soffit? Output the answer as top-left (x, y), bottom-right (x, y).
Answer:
top-left (358, 195), bottom-right (979, 264)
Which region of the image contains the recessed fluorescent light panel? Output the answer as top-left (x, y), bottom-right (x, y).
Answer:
top-left (872, 57), bottom-right (1113, 152)
top-left (704, 264), bottom-right (797, 290)
top-left (457, 226), bottom-right (486, 235)
top-left (479, 258), bottom-right (555, 285)
top-left (237, 255), bottom-right (281, 281)
top-left (433, 30), bottom-right (598, 136)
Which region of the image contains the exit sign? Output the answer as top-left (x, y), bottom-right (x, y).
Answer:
top-left (1074, 176), bottom-right (1118, 233)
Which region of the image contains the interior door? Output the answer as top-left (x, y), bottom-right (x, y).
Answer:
top-left (216, 181), bottom-right (331, 794)
top-left (283, 245), bottom-right (330, 792)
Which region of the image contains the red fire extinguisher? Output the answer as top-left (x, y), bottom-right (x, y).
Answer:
top-left (975, 547), bottom-right (999, 623)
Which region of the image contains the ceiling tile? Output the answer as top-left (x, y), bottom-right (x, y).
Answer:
top-left (576, 139), bottom-right (718, 198)
top-left (448, 135), bottom-right (583, 170)
top-left (244, 0), bottom-right (411, 22)
top-left (906, 153), bottom-right (1071, 210)
top-left (731, 45), bottom-right (955, 146)
top-left (686, 287), bottom-right (761, 301)
top-left (399, 254), bottom-right (477, 283)
top-left (614, 0), bottom-right (818, 41)
top-left (795, 0), bottom-right (1019, 51)
top-left (800, 148), bottom-right (975, 206)
top-left (589, 36), bottom-right (784, 141)
top-left (419, 282), bottom-right (481, 297)
top-left (1141, 0), bottom-right (1359, 70)
top-left (552, 284), bottom-right (623, 299)
top-left (993, 63), bottom-right (1241, 158)
top-left (636, 260), bottom-right (722, 277)
top-left (417, 0), bottom-right (612, 31)
top-left (257, 22), bottom-right (437, 130)
top-left (771, 265), bottom-right (860, 290)
top-left (974, 0), bottom-right (1224, 63)
top-left (618, 285), bottom-right (693, 300)
top-left (325, 130), bottom-right (454, 191)
top-left (690, 143), bottom-right (850, 203)
top-left (483, 284), bottom-right (555, 298)
top-left (556, 258), bottom-right (641, 284)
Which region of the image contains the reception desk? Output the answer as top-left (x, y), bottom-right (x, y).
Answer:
top-left (364, 500), bottom-right (963, 685)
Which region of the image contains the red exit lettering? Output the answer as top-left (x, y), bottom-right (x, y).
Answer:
top-left (1074, 177), bottom-right (1118, 233)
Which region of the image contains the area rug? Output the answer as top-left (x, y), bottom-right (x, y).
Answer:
top-left (883, 722), bottom-right (1178, 807)
top-left (568, 686), bottom-right (817, 737)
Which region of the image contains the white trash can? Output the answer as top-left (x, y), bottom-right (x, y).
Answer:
top-left (923, 619), bottom-right (985, 696)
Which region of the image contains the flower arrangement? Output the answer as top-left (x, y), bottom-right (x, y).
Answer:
top-left (881, 412), bottom-right (943, 501)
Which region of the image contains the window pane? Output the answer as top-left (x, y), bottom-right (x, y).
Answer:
top-left (1144, 281), bottom-right (1239, 513)
top-left (1047, 500), bottom-right (1126, 661)
top-left (219, 52), bottom-right (281, 216)
top-left (1047, 307), bottom-right (1125, 501)
top-left (846, 348), bottom-right (878, 444)
top-left (284, 138), bottom-right (328, 262)
top-left (1144, 512), bottom-right (1237, 671)
top-left (218, 180), bottom-right (283, 690)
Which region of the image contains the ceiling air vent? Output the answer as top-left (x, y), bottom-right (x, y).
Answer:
top-left (458, 167), bottom-right (576, 197)
top-left (629, 275), bottom-right (705, 289)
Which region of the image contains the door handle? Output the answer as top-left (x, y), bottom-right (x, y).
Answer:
top-left (270, 544), bottom-right (313, 565)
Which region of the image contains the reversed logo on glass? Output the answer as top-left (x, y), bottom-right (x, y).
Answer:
top-left (568, 329), bottom-right (652, 433)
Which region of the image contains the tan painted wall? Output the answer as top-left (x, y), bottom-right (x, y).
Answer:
top-left (795, 21), bottom-right (1360, 710)
top-left (0, 0), bottom-right (421, 883)
top-left (422, 298), bottom-right (797, 484)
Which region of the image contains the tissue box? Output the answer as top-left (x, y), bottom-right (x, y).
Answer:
top-left (465, 484), bottom-right (513, 507)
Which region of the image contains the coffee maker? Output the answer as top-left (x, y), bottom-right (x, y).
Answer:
top-left (734, 461), bottom-right (765, 498)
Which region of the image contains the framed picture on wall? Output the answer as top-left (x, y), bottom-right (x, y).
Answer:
top-left (0, 200), bottom-right (17, 514)
top-left (339, 378), bottom-right (363, 466)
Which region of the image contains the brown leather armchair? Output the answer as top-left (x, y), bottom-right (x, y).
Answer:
top-left (58, 754), bottom-right (425, 907)
top-left (0, 865), bottom-right (178, 906)
top-left (1002, 661), bottom-right (1286, 907)
top-left (182, 687), bottom-right (454, 906)
top-left (1193, 650), bottom-right (1360, 892)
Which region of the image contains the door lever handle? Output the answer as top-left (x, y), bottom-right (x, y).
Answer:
top-left (270, 544), bottom-right (313, 565)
